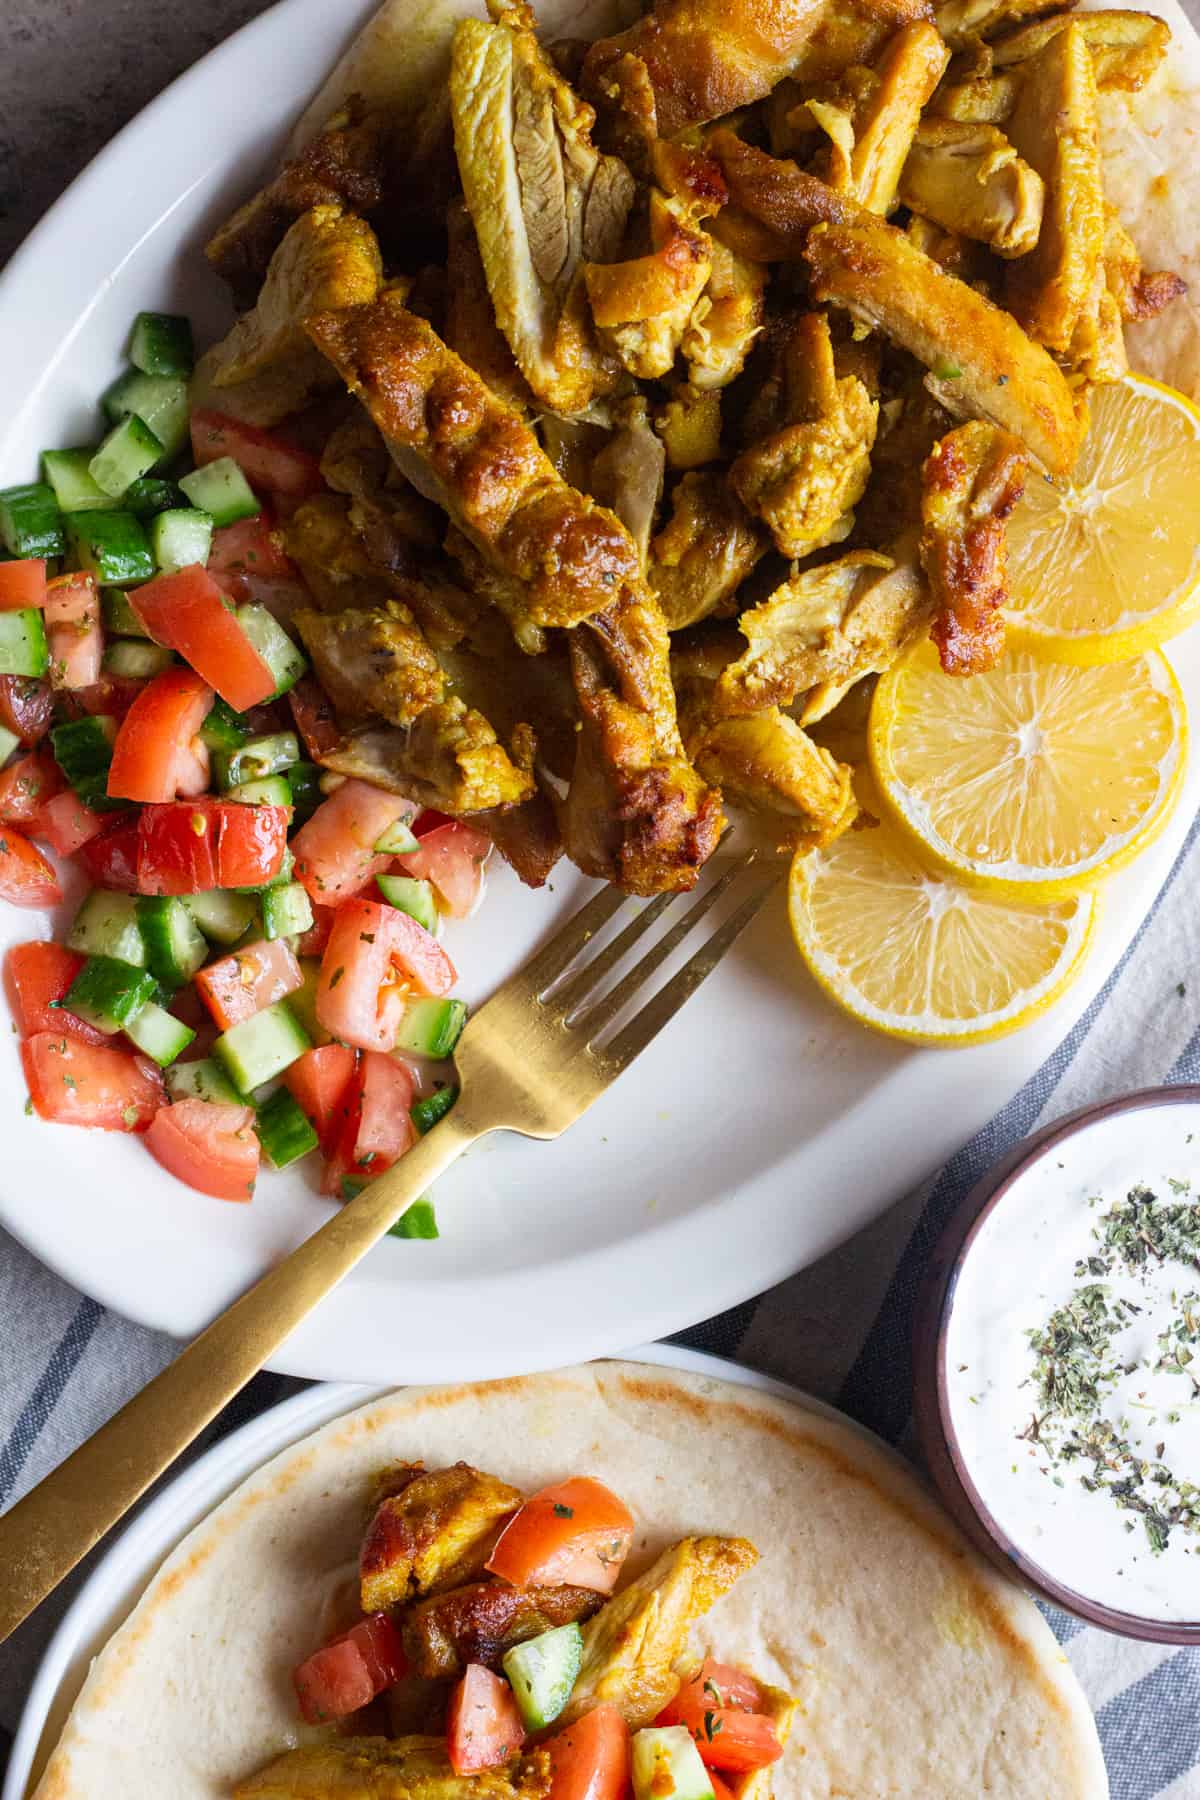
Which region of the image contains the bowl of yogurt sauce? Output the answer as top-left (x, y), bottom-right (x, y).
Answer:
top-left (914, 1086), bottom-right (1200, 1641)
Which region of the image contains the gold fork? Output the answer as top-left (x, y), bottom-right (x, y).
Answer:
top-left (0, 850), bottom-right (777, 1643)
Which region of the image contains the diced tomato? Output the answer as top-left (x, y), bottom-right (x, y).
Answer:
top-left (448, 1665), bottom-right (526, 1775)
top-left (0, 828), bottom-right (62, 909)
top-left (44, 572), bottom-right (103, 691)
top-left (293, 780), bottom-right (420, 907)
top-left (708, 1775), bottom-right (736, 1800)
top-left (294, 899), bottom-right (335, 959)
top-left (144, 1099), bottom-right (260, 1201)
top-left (398, 822), bottom-right (491, 919)
top-left (288, 675), bottom-right (341, 761)
top-left (167, 982), bottom-right (220, 1063)
top-left (195, 938), bottom-right (303, 1030)
top-left (21, 1031), bottom-right (164, 1131)
top-left (0, 559), bottom-right (47, 611)
top-left (128, 566), bottom-right (275, 712)
top-left (487, 1479), bottom-right (634, 1595)
top-left (546, 1706), bottom-right (630, 1800)
top-left (137, 799), bottom-right (288, 895)
top-left (284, 1043), bottom-right (357, 1152)
top-left (35, 790), bottom-right (108, 857)
top-left (316, 900), bottom-right (456, 1053)
top-left (656, 1664), bottom-right (783, 1774)
top-left (347, 1613), bottom-right (407, 1691)
top-left (0, 751), bottom-right (62, 826)
top-left (72, 673), bottom-right (147, 722)
top-left (191, 409), bottom-right (323, 502)
top-left (79, 814), bottom-right (142, 891)
top-left (293, 1614), bottom-right (406, 1726)
top-left (322, 1049), bottom-right (416, 1196)
top-left (107, 668), bottom-right (214, 804)
top-left (207, 510), bottom-right (295, 582)
top-left (0, 675), bottom-right (53, 746)
top-left (4, 942), bottom-right (107, 1045)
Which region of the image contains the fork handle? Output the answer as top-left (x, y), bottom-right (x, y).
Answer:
top-left (0, 1107), bottom-right (481, 1646)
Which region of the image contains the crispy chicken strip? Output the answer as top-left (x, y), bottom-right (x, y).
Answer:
top-left (559, 1537), bottom-right (758, 1730)
top-left (322, 412), bottom-right (443, 555)
top-left (928, 73), bottom-right (1020, 122)
top-left (649, 472), bottom-right (767, 630)
top-left (803, 213), bottom-right (1084, 473)
top-left (680, 238), bottom-right (767, 389)
top-left (689, 709), bottom-right (858, 847)
top-left (585, 188), bottom-right (714, 381)
top-left (1002, 23), bottom-right (1104, 353)
top-left (403, 1582), bottom-right (605, 1679)
top-left (920, 419), bottom-right (1026, 675)
top-left (709, 130), bottom-right (857, 263)
top-left (990, 8), bottom-right (1170, 92)
top-left (444, 202), bottom-right (533, 413)
top-left (306, 292), bottom-right (645, 629)
top-left (360, 1465), bottom-right (523, 1614)
top-left (899, 119), bottom-right (1044, 256)
top-left (235, 1738), bottom-right (552, 1800)
top-left (933, 0), bottom-right (1062, 50)
top-left (808, 21), bottom-right (950, 212)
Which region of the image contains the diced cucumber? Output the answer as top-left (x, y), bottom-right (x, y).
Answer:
top-left (65, 955), bottom-right (157, 1034)
top-left (631, 1731), bottom-right (714, 1800)
top-left (0, 724), bottom-right (21, 765)
top-left (167, 1057), bottom-right (244, 1104)
top-left (103, 640), bottom-right (176, 680)
top-left (102, 370), bottom-right (190, 462)
top-left (124, 999), bottom-right (196, 1066)
top-left (181, 888), bottom-right (258, 946)
top-left (503, 1624), bottom-right (583, 1729)
top-left (411, 1084), bottom-right (457, 1136)
top-left (179, 458), bottom-right (260, 528)
top-left (214, 1000), bottom-right (311, 1091)
top-left (388, 1197), bottom-right (440, 1239)
top-left (0, 483), bottom-right (65, 559)
top-left (286, 761), bottom-right (322, 828)
top-left (374, 817), bottom-right (420, 855)
top-left (67, 890), bottom-right (147, 967)
top-left (228, 775), bottom-right (293, 808)
top-left (41, 449), bottom-right (116, 514)
top-left (128, 312), bottom-right (195, 378)
top-left (150, 507), bottom-right (213, 575)
top-left (377, 875), bottom-right (438, 934)
top-left (67, 511), bottom-right (154, 586)
top-left (50, 715), bottom-right (123, 811)
top-left (256, 1086), bottom-right (319, 1169)
top-left (395, 998), bottom-right (467, 1060)
top-left (0, 609), bottom-right (49, 679)
top-left (235, 605), bottom-right (306, 698)
top-left (199, 698), bottom-right (251, 753)
top-left (136, 895), bottom-right (209, 987)
top-left (235, 845), bottom-right (293, 895)
top-left (101, 587), bottom-right (152, 636)
top-left (123, 477), bottom-right (189, 519)
top-left (285, 961), bottom-right (325, 1044)
top-left (261, 881), bottom-right (313, 941)
top-left (89, 414), bottom-right (165, 498)
top-left (217, 732), bottom-right (301, 790)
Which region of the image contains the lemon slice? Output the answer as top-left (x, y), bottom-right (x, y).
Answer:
top-left (788, 818), bottom-right (1097, 1044)
top-left (869, 640), bottom-right (1187, 897)
top-left (1005, 374), bottom-right (1200, 664)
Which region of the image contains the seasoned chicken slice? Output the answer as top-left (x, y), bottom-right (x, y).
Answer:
top-left (589, 399), bottom-right (667, 569)
top-left (559, 1537), bottom-right (758, 1729)
top-left (293, 604), bottom-right (447, 726)
top-left (306, 293), bottom-right (645, 629)
top-left (654, 384), bottom-right (723, 469)
top-left (716, 546), bottom-right (932, 714)
top-left (403, 1582), bottom-right (606, 1679)
top-left (320, 707), bottom-right (537, 816)
top-left (803, 212), bottom-right (1084, 473)
top-left (649, 473), bottom-right (767, 630)
top-left (450, 0), bottom-right (635, 415)
top-left (1002, 23), bottom-right (1104, 353)
top-left (1066, 257), bottom-right (1127, 385)
top-left (235, 1737), bottom-right (552, 1800)
top-left (445, 202), bottom-right (533, 413)
top-left (899, 120), bottom-right (1044, 256)
top-left (360, 1465), bottom-right (523, 1614)
top-left (933, 0), bottom-right (1061, 50)
top-left (192, 206), bottom-right (383, 427)
top-left (920, 419), bottom-right (1026, 675)
top-left (928, 73), bottom-right (1019, 121)
top-left (709, 130), bottom-right (857, 263)
top-left (680, 239), bottom-right (766, 389)
top-left (991, 8), bottom-right (1170, 92)
top-left (286, 493), bottom-right (402, 613)
top-left (729, 313), bottom-right (878, 559)
top-left (585, 187), bottom-right (714, 381)
top-left (689, 709), bottom-right (858, 847)
top-left (321, 412), bottom-right (443, 555)
top-left (476, 791), bottom-right (564, 888)
top-left (806, 22), bottom-right (949, 213)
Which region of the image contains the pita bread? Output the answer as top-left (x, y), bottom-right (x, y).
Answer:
top-left (31, 1363), bottom-right (1107, 1799)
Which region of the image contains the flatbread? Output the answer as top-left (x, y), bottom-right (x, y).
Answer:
top-left (31, 1363), bottom-right (1106, 1799)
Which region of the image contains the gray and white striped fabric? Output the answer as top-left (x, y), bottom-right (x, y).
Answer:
top-left (3, 814), bottom-right (1200, 1792)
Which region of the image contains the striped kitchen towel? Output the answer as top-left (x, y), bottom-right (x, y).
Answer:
top-left (3, 807), bottom-right (1200, 1793)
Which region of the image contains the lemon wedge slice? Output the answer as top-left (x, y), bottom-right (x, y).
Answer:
top-left (788, 818), bottom-right (1097, 1045)
top-left (869, 640), bottom-right (1187, 897)
top-left (1005, 374), bottom-right (1200, 664)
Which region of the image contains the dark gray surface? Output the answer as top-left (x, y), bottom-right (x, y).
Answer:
top-left (0, 0), bottom-right (278, 268)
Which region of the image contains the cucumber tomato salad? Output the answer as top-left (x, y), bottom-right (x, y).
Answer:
top-left (0, 311), bottom-right (483, 1213)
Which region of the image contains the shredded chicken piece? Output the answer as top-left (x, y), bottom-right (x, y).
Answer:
top-left (920, 419), bottom-right (1027, 675)
top-left (681, 238), bottom-right (766, 388)
top-left (709, 129), bottom-right (856, 263)
top-left (729, 313), bottom-right (878, 558)
top-left (689, 708), bottom-right (858, 847)
top-left (285, 493), bottom-right (401, 612)
top-left (585, 188), bottom-right (715, 382)
top-left (320, 706), bottom-right (538, 815)
top-left (293, 603), bottom-right (446, 726)
top-left (235, 1738), bottom-right (552, 1800)
top-left (807, 22), bottom-right (949, 212)
top-left (444, 202), bottom-right (534, 412)
top-left (321, 411), bottom-right (443, 554)
top-left (991, 8), bottom-right (1170, 91)
top-left (360, 1465), bottom-right (523, 1614)
top-left (649, 472), bottom-right (767, 630)
top-left (402, 1582), bottom-right (605, 1679)
top-left (589, 399), bottom-right (667, 568)
top-left (1102, 207), bottom-right (1186, 324)
top-left (559, 1536), bottom-right (758, 1729)
top-left (899, 119), bottom-right (1044, 256)
top-left (474, 789), bottom-right (565, 887)
top-left (928, 73), bottom-right (1020, 121)
top-left (1067, 258), bottom-right (1128, 384)
top-left (1002, 23), bottom-right (1104, 353)
top-left (934, 0), bottom-right (1063, 50)
top-left (655, 385), bottom-right (723, 469)
top-left (306, 292), bottom-right (645, 629)
top-left (450, 0), bottom-right (635, 415)
top-left (192, 205), bottom-right (382, 427)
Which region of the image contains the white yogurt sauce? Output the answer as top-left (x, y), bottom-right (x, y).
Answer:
top-left (947, 1101), bottom-right (1200, 1623)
